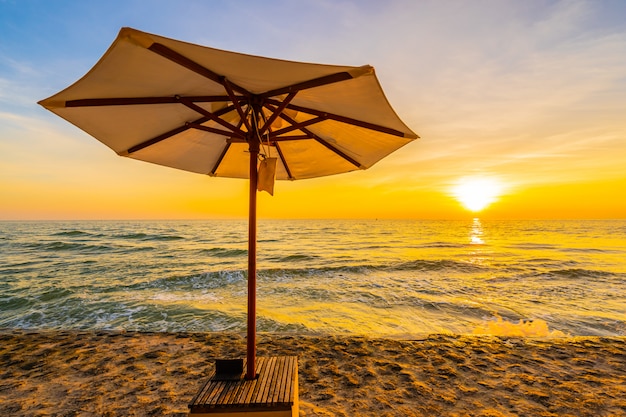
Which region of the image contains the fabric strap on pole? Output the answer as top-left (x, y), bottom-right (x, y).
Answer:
top-left (257, 157), bottom-right (277, 195)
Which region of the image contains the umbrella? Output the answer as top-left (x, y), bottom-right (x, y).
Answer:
top-left (39, 27), bottom-right (418, 379)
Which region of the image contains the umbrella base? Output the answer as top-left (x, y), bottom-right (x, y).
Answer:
top-left (189, 356), bottom-right (298, 417)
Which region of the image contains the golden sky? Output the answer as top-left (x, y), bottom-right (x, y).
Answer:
top-left (1, 1), bottom-right (625, 220)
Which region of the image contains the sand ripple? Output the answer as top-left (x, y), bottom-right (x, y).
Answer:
top-left (0, 330), bottom-right (624, 416)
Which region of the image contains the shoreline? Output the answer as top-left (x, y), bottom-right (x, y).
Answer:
top-left (1, 329), bottom-right (624, 416)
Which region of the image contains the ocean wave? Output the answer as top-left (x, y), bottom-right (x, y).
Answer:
top-left (411, 299), bottom-right (496, 318)
top-left (262, 259), bottom-right (487, 279)
top-left (0, 297), bottom-right (244, 333)
top-left (37, 287), bottom-right (74, 302)
top-left (393, 259), bottom-right (488, 273)
top-left (260, 265), bottom-right (376, 280)
top-left (114, 232), bottom-right (184, 241)
top-left (559, 247), bottom-right (625, 254)
top-left (127, 259), bottom-right (492, 288)
top-left (128, 270), bottom-right (247, 292)
top-left (0, 262), bottom-right (41, 277)
top-left (52, 230), bottom-right (93, 237)
top-left (269, 254), bottom-right (321, 263)
top-left (200, 247), bottom-right (247, 257)
top-left (256, 315), bottom-right (310, 333)
top-left (520, 268), bottom-right (619, 281)
top-left (258, 238), bottom-right (281, 243)
top-left (0, 295), bottom-right (32, 311)
top-left (24, 241), bottom-right (117, 253)
top-left (507, 243), bottom-right (559, 251)
top-left (3, 260), bottom-right (46, 268)
top-left (148, 292), bottom-right (220, 303)
top-left (1, 219), bottom-right (624, 337)
top-left (417, 242), bottom-right (466, 249)
top-left (547, 268), bottom-right (617, 279)
top-left (0, 287), bottom-right (79, 316)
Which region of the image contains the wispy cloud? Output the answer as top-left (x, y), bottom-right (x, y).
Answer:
top-left (1, 0), bottom-right (625, 219)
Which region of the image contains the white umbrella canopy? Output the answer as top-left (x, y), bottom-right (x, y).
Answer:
top-left (39, 27), bottom-right (417, 180)
top-left (39, 27), bottom-right (418, 379)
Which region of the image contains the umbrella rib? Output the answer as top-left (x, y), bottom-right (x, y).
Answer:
top-left (259, 92), bottom-right (297, 135)
top-left (124, 116), bottom-right (208, 155)
top-left (259, 71), bottom-right (356, 98)
top-left (263, 101), bottom-right (324, 138)
top-left (209, 142), bottom-right (231, 176)
top-left (177, 96), bottom-right (246, 138)
top-left (274, 142), bottom-right (294, 180)
top-left (310, 133), bottom-right (363, 169)
top-left (210, 116), bottom-right (248, 176)
top-left (64, 96), bottom-right (233, 107)
top-left (124, 103), bottom-right (239, 155)
top-left (223, 78), bottom-right (253, 133)
top-left (269, 135), bottom-right (311, 141)
top-left (187, 123), bottom-right (239, 137)
top-left (266, 98), bottom-right (416, 139)
top-left (277, 112), bottom-right (362, 168)
top-left (148, 43), bottom-right (251, 97)
top-left (269, 116), bottom-right (326, 137)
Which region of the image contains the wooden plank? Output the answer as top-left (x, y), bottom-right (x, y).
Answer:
top-left (189, 356), bottom-right (298, 413)
top-left (189, 376), bottom-right (212, 407)
top-left (253, 357), bottom-right (275, 405)
top-left (262, 357), bottom-right (279, 405)
top-left (267, 358), bottom-right (280, 406)
top-left (278, 357), bottom-right (292, 405)
top-left (267, 357), bottom-right (287, 405)
top-left (289, 357), bottom-right (297, 403)
top-left (244, 358), bottom-right (266, 405)
top-left (279, 357), bottom-right (290, 405)
top-left (243, 357), bottom-right (267, 406)
top-left (204, 380), bottom-right (227, 406)
top-left (215, 378), bottom-right (239, 406)
top-left (218, 360), bottom-right (246, 405)
top-left (194, 365), bottom-right (234, 406)
top-left (277, 357), bottom-right (292, 405)
top-left (268, 357), bottom-right (283, 406)
top-left (193, 366), bottom-right (217, 406)
top-left (221, 359), bottom-right (250, 406)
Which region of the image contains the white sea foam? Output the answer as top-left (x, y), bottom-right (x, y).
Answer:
top-left (472, 315), bottom-right (568, 337)
top-left (1, 219), bottom-right (624, 336)
top-left (149, 292), bottom-right (219, 303)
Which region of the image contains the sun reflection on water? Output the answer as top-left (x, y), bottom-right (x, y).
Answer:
top-left (470, 218), bottom-right (484, 245)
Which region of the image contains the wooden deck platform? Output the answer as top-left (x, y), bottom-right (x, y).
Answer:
top-left (188, 356), bottom-right (298, 417)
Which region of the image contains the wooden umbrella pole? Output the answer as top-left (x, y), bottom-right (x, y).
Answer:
top-left (246, 123), bottom-right (260, 380)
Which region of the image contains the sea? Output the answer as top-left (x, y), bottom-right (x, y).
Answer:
top-left (1, 219), bottom-right (624, 337)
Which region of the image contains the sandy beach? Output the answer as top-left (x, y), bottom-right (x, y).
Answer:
top-left (0, 330), bottom-right (624, 417)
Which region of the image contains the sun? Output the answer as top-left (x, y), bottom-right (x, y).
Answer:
top-left (452, 177), bottom-right (503, 212)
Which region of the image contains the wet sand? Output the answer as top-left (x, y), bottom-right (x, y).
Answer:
top-left (0, 330), bottom-right (624, 416)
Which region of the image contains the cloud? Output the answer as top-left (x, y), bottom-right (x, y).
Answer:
top-left (1, 0), bottom-right (625, 219)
